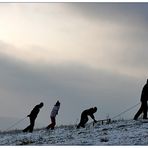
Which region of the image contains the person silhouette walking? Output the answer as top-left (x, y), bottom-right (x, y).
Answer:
top-left (134, 79), bottom-right (148, 120)
top-left (23, 102), bottom-right (44, 133)
top-left (46, 101), bottom-right (60, 130)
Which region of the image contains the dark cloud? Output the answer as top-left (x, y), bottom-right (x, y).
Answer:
top-left (63, 3), bottom-right (148, 73)
top-left (54, 3), bottom-right (147, 77)
top-left (66, 3), bottom-right (148, 24)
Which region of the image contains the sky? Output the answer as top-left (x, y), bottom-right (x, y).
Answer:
top-left (0, 3), bottom-right (148, 130)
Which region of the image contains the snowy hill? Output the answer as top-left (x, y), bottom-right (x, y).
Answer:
top-left (0, 119), bottom-right (148, 145)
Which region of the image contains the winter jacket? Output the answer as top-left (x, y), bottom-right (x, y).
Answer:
top-left (81, 108), bottom-right (95, 120)
top-left (50, 105), bottom-right (60, 118)
top-left (28, 104), bottom-right (41, 119)
top-left (141, 83), bottom-right (148, 102)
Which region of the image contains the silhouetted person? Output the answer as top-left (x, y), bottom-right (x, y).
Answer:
top-left (23, 102), bottom-right (44, 133)
top-left (46, 101), bottom-right (60, 130)
top-left (134, 79), bottom-right (148, 120)
top-left (77, 107), bottom-right (97, 128)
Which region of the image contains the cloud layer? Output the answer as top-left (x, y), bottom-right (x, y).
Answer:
top-left (0, 49), bottom-right (142, 129)
top-left (0, 3), bottom-right (148, 78)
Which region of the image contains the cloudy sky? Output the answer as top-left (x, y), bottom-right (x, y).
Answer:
top-left (0, 3), bottom-right (148, 130)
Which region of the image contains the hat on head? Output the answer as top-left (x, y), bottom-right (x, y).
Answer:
top-left (55, 100), bottom-right (60, 106)
top-left (93, 107), bottom-right (97, 112)
top-left (39, 102), bottom-right (44, 107)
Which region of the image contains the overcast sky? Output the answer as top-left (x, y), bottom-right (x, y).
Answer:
top-left (0, 3), bottom-right (148, 130)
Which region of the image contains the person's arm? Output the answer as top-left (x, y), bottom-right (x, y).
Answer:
top-left (27, 107), bottom-right (35, 117)
top-left (90, 114), bottom-right (97, 123)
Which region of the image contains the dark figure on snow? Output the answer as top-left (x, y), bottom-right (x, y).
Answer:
top-left (46, 101), bottom-right (60, 130)
top-left (23, 102), bottom-right (44, 133)
top-left (134, 79), bottom-right (148, 120)
top-left (77, 107), bottom-right (97, 128)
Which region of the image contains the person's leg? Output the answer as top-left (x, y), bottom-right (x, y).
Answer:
top-left (81, 117), bottom-right (88, 128)
top-left (77, 115), bottom-right (84, 128)
top-left (23, 117), bottom-right (32, 132)
top-left (23, 125), bottom-right (30, 132)
top-left (50, 117), bottom-right (56, 129)
top-left (29, 118), bottom-right (35, 133)
top-left (77, 115), bottom-right (88, 128)
top-left (77, 113), bottom-right (88, 128)
top-left (143, 101), bottom-right (147, 119)
top-left (134, 103), bottom-right (143, 120)
top-left (46, 117), bottom-right (56, 129)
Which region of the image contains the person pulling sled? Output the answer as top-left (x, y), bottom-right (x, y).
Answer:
top-left (134, 79), bottom-right (148, 120)
top-left (77, 107), bottom-right (97, 128)
top-left (23, 102), bottom-right (44, 133)
top-left (46, 101), bottom-right (60, 130)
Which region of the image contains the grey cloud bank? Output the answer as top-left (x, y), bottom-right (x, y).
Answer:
top-left (67, 3), bottom-right (148, 23)
top-left (64, 3), bottom-right (148, 77)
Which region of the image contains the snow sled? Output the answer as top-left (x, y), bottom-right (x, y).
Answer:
top-left (93, 118), bottom-right (111, 126)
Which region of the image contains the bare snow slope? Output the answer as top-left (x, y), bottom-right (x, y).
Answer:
top-left (0, 119), bottom-right (148, 145)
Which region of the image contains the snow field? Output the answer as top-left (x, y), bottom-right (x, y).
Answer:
top-left (0, 119), bottom-right (148, 145)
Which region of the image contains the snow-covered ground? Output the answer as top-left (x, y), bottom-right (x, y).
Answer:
top-left (0, 119), bottom-right (148, 145)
